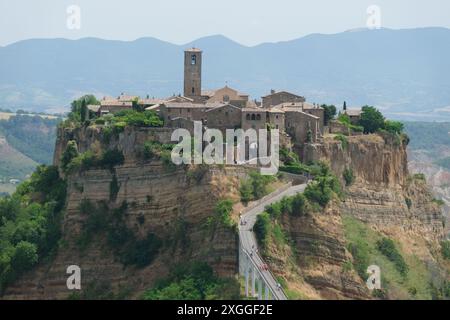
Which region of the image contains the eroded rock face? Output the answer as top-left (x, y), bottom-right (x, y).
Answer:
top-left (281, 206), bottom-right (370, 300)
top-left (271, 133), bottom-right (446, 299)
top-left (4, 126), bottom-right (244, 299)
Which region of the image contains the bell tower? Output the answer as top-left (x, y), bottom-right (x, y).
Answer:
top-left (184, 48), bottom-right (202, 98)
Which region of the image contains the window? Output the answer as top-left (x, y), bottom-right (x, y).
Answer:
top-left (256, 114), bottom-right (261, 120)
top-left (275, 115), bottom-right (279, 119)
top-left (251, 114), bottom-right (256, 120)
top-left (192, 87), bottom-right (195, 94)
top-left (246, 114), bottom-right (250, 120)
top-left (191, 54), bottom-right (196, 65)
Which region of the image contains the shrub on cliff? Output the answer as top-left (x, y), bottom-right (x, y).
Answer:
top-left (61, 140), bottom-right (79, 172)
top-left (239, 171), bottom-right (276, 203)
top-left (213, 199), bottom-right (235, 230)
top-left (304, 174), bottom-right (341, 207)
top-left (66, 148), bottom-right (125, 173)
top-left (335, 134), bottom-right (348, 150)
top-left (0, 165), bottom-right (66, 293)
top-left (441, 241), bottom-right (450, 260)
top-left (254, 212), bottom-right (271, 248)
top-left (377, 238), bottom-right (408, 277)
top-left (343, 167), bottom-right (355, 186)
top-left (142, 262), bottom-right (239, 300)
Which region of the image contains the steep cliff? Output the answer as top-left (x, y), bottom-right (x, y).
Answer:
top-left (264, 133), bottom-right (448, 299)
top-left (4, 125), bottom-right (244, 299)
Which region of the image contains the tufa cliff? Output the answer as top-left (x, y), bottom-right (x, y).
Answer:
top-left (262, 133), bottom-right (447, 299)
top-left (5, 125), bottom-right (245, 299)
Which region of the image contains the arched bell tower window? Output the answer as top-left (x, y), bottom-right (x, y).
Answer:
top-left (191, 54), bottom-right (196, 65)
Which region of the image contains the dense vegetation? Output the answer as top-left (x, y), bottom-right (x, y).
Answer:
top-left (206, 199), bottom-right (236, 230)
top-left (239, 171), bottom-right (276, 203)
top-left (142, 262), bottom-right (240, 300)
top-left (255, 162), bottom-right (339, 250)
top-left (63, 95), bottom-right (163, 131)
top-left (0, 165), bottom-right (66, 294)
top-left (61, 142), bottom-right (125, 174)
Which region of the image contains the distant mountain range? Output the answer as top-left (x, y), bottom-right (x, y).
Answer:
top-left (1, 27), bottom-right (450, 120)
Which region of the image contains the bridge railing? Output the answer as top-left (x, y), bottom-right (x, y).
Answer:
top-left (239, 240), bottom-right (287, 300)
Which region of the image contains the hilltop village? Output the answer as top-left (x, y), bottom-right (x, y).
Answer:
top-left (87, 48), bottom-right (362, 156)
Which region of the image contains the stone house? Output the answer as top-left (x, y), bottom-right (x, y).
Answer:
top-left (267, 108), bottom-right (285, 132)
top-left (261, 90), bottom-right (305, 108)
top-left (283, 107), bottom-right (321, 144)
top-left (203, 86), bottom-right (249, 108)
top-left (159, 102), bottom-right (211, 123)
top-left (241, 108), bottom-right (268, 130)
top-left (345, 109), bottom-right (362, 125)
top-left (205, 103), bottom-right (242, 131)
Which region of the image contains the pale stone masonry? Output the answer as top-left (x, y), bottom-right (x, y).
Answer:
top-left (93, 47), bottom-right (326, 148)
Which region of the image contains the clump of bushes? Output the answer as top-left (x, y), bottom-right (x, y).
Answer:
top-left (254, 213), bottom-right (271, 248)
top-left (376, 238), bottom-right (408, 276)
top-left (142, 141), bottom-right (174, 160)
top-left (212, 199), bottom-right (236, 230)
top-left (64, 147), bottom-right (125, 174)
top-left (337, 113), bottom-right (363, 133)
top-left (304, 165), bottom-right (341, 208)
top-left (343, 167), bottom-right (355, 186)
top-left (142, 261), bottom-right (239, 300)
top-left (441, 240), bottom-right (450, 260)
top-left (239, 171), bottom-right (276, 203)
top-left (0, 165), bottom-right (66, 293)
top-left (335, 134), bottom-right (349, 150)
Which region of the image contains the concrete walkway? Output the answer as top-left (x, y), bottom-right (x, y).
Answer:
top-left (239, 183), bottom-right (307, 300)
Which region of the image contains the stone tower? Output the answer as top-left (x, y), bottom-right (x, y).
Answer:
top-left (184, 48), bottom-right (202, 98)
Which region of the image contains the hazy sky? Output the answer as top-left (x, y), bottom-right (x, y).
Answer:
top-left (1, 0), bottom-right (449, 46)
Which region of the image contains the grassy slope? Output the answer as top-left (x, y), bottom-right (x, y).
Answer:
top-left (0, 134), bottom-right (37, 180)
top-left (342, 215), bottom-right (435, 299)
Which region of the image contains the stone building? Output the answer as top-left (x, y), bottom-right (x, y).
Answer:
top-left (261, 90), bottom-right (305, 108)
top-left (267, 108), bottom-right (285, 132)
top-left (283, 107), bottom-right (321, 144)
top-left (203, 86), bottom-right (249, 108)
top-left (344, 109), bottom-right (362, 125)
top-left (205, 103), bottom-right (242, 131)
top-left (184, 48), bottom-right (202, 101)
top-left (241, 108), bottom-right (268, 130)
top-left (159, 102), bottom-right (211, 123)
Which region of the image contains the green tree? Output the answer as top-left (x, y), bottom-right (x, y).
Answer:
top-left (61, 141), bottom-right (79, 172)
top-left (321, 104), bottom-right (337, 125)
top-left (359, 106), bottom-right (385, 134)
top-left (384, 120), bottom-right (404, 134)
top-left (10, 241), bottom-right (38, 273)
